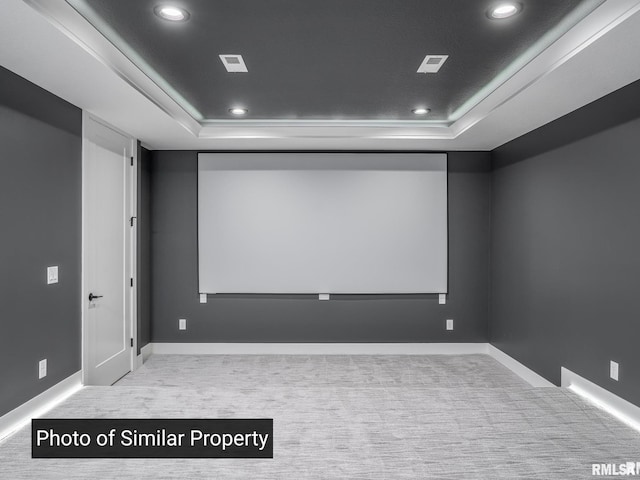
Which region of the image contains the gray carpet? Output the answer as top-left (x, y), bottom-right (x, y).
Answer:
top-left (114, 354), bottom-right (531, 389)
top-left (1, 354), bottom-right (639, 479)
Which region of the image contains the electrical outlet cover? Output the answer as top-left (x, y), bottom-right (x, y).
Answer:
top-left (38, 359), bottom-right (47, 379)
top-left (47, 266), bottom-right (58, 284)
top-left (610, 361), bottom-right (619, 381)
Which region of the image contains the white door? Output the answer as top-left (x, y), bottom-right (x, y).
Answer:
top-left (82, 115), bottom-right (135, 385)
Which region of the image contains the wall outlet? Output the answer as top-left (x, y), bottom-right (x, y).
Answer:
top-left (47, 266), bottom-right (58, 284)
top-left (319, 293), bottom-right (330, 301)
top-left (38, 359), bottom-right (47, 379)
top-left (179, 318), bottom-right (187, 330)
top-left (446, 319), bottom-right (454, 331)
top-left (438, 294), bottom-right (446, 305)
top-left (199, 293), bottom-right (207, 304)
top-left (610, 361), bottom-right (619, 381)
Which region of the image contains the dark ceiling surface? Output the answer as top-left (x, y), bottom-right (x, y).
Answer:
top-left (67, 0), bottom-right (600, 121)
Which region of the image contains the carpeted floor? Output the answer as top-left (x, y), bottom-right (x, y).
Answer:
top-left (114, 354), bottom-right (531, 389)
top-left (1, 354), bottom-right (639, 479)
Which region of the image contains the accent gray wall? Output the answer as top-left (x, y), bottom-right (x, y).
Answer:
top-left (0, 66), bottom-right (82, 417)
top-left (490, 116), bottom-right (640, 406)
top-left (150, 151), bottom-right (490, 343)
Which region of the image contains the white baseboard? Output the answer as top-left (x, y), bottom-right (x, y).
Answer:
top-left (141, 343), bottom-right (153, 361)
top-left (149, 342), bottom-right (489, 355)
top-left (136, 344), bottom-right (153, 369)
top-left (486, 345), bottom-right (555, 387)
top-left (561, 367), bottom-right (640, 432)
top-left (0, 371), bottom-right (82, 443)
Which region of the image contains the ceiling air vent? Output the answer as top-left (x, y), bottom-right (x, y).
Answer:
top-left (219, 54), bottom-right (248, 73)
top-left (417, 55), bottom-right (449, 74)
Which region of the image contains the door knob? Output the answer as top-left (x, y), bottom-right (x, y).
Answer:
top-left (88, 293), bottom-right (103, 301)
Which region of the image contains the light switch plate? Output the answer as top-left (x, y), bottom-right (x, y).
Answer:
top-left (179, 318), bottom-right (187, 330)
top-left (199, 294), bottom-right (207, 304)
top-left (47, 266), bottom-right (58, 284)
top-left (446, 319), bottom-right (454, 331)
top-left (438, 293), bottom-right (446, 305)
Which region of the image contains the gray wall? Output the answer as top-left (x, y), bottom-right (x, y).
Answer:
top-left (137, 144), bottom-right (152, 353)
top-left (490, 97), bottom-right (640, 405)
top-left (151, 151), bottom-right (491, 343)
top-left (0, 66), bottom-right (82, 417)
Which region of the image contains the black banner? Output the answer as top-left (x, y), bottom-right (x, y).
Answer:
top-left (32, 419), bottom-right (273, 458)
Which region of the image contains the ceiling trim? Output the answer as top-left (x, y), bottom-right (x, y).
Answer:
top-left (198, 126), bottom-right (456, 140)
top-left (23, 0), bottom-right (202, 137)
top-left (449, 0), bottom-right (640, 139)
top-left (18, 0), bottom-right (640, 144)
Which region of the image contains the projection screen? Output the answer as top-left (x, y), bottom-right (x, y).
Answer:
top-left (198, 153), bottom-right (447, 294)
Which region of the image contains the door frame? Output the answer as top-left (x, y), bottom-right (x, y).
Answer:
top-left (81, 112), bottom-right (138, 385)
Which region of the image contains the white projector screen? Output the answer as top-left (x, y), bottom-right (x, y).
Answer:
top-left (198, 153), bottom-right (448, 294)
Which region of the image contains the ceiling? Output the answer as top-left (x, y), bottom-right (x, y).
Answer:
top-left (3, 0), bottom-right (640, 150)
top-left (66, 0), bottom-right (593, 122)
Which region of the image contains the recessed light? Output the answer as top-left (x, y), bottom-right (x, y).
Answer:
top-left (154, 5), bottom-right (190, 22)
top-left (229, 108), bottom-right (248, 116)
top-left (487, 2), bottom-right (522, 19)
top-left (412, 108), bottom-right (430, 115)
